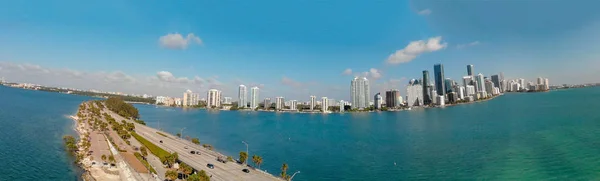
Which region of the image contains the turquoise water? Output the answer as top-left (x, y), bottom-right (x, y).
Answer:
top-left (2, 85), bottom-right (600, 180)
top-left (137, 87), bottom-right (600, 180)
top-left (0, 86), bottom-right (90, 180)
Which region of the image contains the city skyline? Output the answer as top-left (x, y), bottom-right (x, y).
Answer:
top-left (2, 1), bottom-right (600, 101)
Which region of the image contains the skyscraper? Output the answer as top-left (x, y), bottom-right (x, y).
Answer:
top-left (491, 75), bottom-right (500, 89)
top-left (207, 89), bottom-right (221, 108)
top-left (434, 64), bottom-right (445, 96)
top-left (350, 77), bottom-right (370, 109)
top-left (406, 79), bottom-right (424, 107)
top-left (263, 98), bottom-right (271, 109)
top-left (422, 70), bottom-right (432, 105)
top-left (321, 97), bottom-right (329, 112)
top-left (374, 93), bottom-right (382, 109)
top-left (444, 78), bottom-right (454, 93)
top-left (249, 86), bottom-right (259, 109)
top-left (310, 96), bottom-right (316, 111)
top-left (183, 90), bottom-right (199, 107)
top-left (476, 73), bottom-right (486, 94)
top-left (462, 76), bottom-right (473, 88)
top-left (385, 90), bottom-right (401, 108)
top-left (275, 97), bottom-right (284, 110)
top-left (290, 100), bottom-right (297, 110)
top-left (238, 85), bottom-right (247, 108)
top-left (467, 64), bottom-right (474, 76)
top-left (223, 97), bottom-right (232, 104)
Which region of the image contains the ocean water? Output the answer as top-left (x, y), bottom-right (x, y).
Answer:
top-left (0, 86), bottom-right (91, 180)
top-left (137, 87), bottom-right (600, 180)
top-left (2, 85), bottom-right (600, 180)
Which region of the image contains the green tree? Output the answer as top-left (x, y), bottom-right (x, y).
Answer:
top-left (101, 154), bottom-right (107, 162)
top-left (239, 151), bottom-right (248, 164)
top-left (140, 146), bottom-right (148, 157)
top-left (281, 163), bottom-right (289, 179)
top-left (108, 155), bottom-right (116, 164)
top-left (192, 138), bottom-right (200, 145)
top-left (227, 156), bottom-right (234, 162)
top-left (176, 133), bottom-right (181, 138)
top-left (252, 155), bottom-right (263, 169)
top-left (188, 170), bottom-right (210, 181)
top-left (179, 162), bottom-right (194, 178)
top-left (165, 170), bottom-right (178, 181)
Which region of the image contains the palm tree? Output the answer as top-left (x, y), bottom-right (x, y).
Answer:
top-left (281, 163), bottom-right (289, 179)
top-left (108, 155), bottom-right (115, 165)
top-left (101, 155), bottom-right (107, 162)
top-left (239, 151), bottom-right (248, 164)
top-left (252, 155), bottom-right (263, 169)
top-left (165, 170), bottom-right (178, 181)
top-left (140, 146), bottom-right (148, 157)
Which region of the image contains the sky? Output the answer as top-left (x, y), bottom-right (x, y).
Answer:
top-left (1, 0), bottom-right (600, 101)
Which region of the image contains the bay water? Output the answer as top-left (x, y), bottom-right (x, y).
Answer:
top-left (2, 85), bottom-right (600, 180)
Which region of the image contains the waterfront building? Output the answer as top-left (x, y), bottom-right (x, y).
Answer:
top-left (476, 73), bottom-right (486, 95)
top-left (448, 92), bottom-right (457, 104)
top-left (175, 98), bottom-right (182, 106)
top-left (493, 87), bottom-right (500, 95)
top-left (263, 98), bottom-right (271, 109)
top-left (518, 79), bottom-right (526, 91)
top-left (207, 89), bottom-right (221, 108)
top-left (444, 78), bottom-right (454, 93)
top-left (406, 79), bottom-right (424, 107)
top-left (374, 93), bottom-right (382, 109)
top-left (458, 86), bottom-right (465, 100)
top-left (310, 96), bottom-right (316, 111)
top-left (436, 95), bottom-right (445, 106)
top-left (385, 89), bottom-right (401, 108)
top-left (465, 96), bottom-right (474, 102)
top-left (430, 89), bottom-right (437, 104)
top-left (466, 85), bottom-right (476, 96)
top-left (250, 86), bottom-right (259, 109)
top-left (422, 70), bottom-right (432, 104)
top-left (238, 85), bottom-right (247, 108)
top-left (223, 97), bottom-right (232, 104)
top-left (491, 75), bottom-right (500, 90)
top-left (339, 100), bottom-right (345, 112)
top-left (350, 77), bottom-right (370, 109)
top-left (462, 76), bottom-right (473, 88)
top-left (467, 64), bottom-right (474, 76)
top-left (156, 96), bottom-right (167, 105)
top-left (511, 81), bottom-right (521, 92)
top-left (485, 80), bottom-right (494, 97)
top-left (434, 64), bottom-right (446, 96)
top-left (290, 100), bottom-right (297, 110)
top-left (321, 97), bottom-right (329, 112)
top-left (544, 78), bottom-right (549, 90)
top-left (275, 97), bottom-right (284, 110)
top-left (183, 90), bottom-right (199, 106)
top-left (537, 77), bottom-right (544, 85)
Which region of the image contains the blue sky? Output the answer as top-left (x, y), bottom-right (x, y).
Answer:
top-left (1, 0), bottom-right (600, 101)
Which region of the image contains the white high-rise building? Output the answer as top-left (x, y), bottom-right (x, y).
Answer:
top-left (466, 85), bottom-right (476, 96)
top-left (339, 100), bottom-right (345, 112)
top-left (238, 85), bottom-right (247, 108)
top-left (485, 81), bottom-right (494, 97)
top-left (374, 93), bottom-right (383, 109)
top-left (321, 97), bottom-right (329, 112)
top-left (250, 87), bottom-right (259, 109)
top-left (156, 96), bottom-right (168, 105)
top-left (406, 79), bottom-right (423, 107)
top-left (175, 98), bottom-right (182, 106)
top-left (350, 77), bottom-right (370, 109)
top-left (223, 97), bottom-right (232, 104)
top-left (544, 78), bottom-right (549, 90)
top-left (463, 76), bottom-right (473, 88)
top-left (290, 100), bottom-right (297, 110)
top-left (518, 79), bottom-right (526, 91)
top-left (476, 73), bottom-right (486, 95)
top-left (310, 96), bottom-right (316, 111)
top-left (436, 95), bottom-right (445, 106)
top-left (183, 90), bottom-right (199, 106)
top-left (263, 98), bottom-right (271, 109)
top-left (275, 97), bottom-right (284, 110)
top-left (207, 89), bottom-right (221, 108)
top-left (458, 86), bottom-right (465, 100)
top-left (537, 77), bottom-right (544, 85)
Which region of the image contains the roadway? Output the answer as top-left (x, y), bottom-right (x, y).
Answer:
top-left (104, 109), bottom-right (281, 181)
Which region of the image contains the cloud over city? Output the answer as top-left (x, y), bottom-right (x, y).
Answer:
top-left (418, 9), bottom-right (431, 16)
top-left (386, 36), bottom-right (447, 65)
top-left (158, 33), bottom-right (203, 49)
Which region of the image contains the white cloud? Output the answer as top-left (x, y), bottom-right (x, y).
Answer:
top-left (342, 68), bottom-right (353, 75)
top-left (359, 68), bottom-right (383, 80)
top-left (457, 41), bottom-right (481, 49)
top-left (281, 76), bottom-right (303, 88)
top-left (159, 33), bottom-right (203, 49)
top-left (418, 9), bottom-right (432, 16)
top-left (386, 36), bottom-right (447, 64)
top-left (156, 71), bottom-right (205, 85)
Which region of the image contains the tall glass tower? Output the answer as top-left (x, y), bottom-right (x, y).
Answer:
top-left (434, 64), bottom-right (446, 96)
top-left (467, 64), bottom-right (474, 76)
top-left (422, 70), bottom-right (431, 104)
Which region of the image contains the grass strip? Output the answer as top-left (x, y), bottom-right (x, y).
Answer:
top-left (134, 152), bottom-right (157, 174)
top-left (156, 132), bottom-right (168, 137)
top-left (131, 132), bottom-right (170, 160)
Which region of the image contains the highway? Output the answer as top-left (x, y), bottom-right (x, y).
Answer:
top-left (104, 110), bottom-right (281, 181)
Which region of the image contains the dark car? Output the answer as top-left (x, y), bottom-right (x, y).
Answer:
top-left (159, 140), bottom-right (163, 143)
top-left (242, 168), bottom-right (250, 173)
top-left (217, 157), bottom-right (226, 163)
top-left (190, 151), bottom-right (196, 154)
top-left (196, 151), bottom-right (201, 155)
top-left (207, 163), bottom-right (214, 169)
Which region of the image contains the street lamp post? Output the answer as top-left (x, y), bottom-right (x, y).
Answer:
top-left (290, 171), bottom-right (301, 181)
top-left (180, 127), bottom-right (186, 139)
top-left (242, 141), bottom-right (249, 165)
